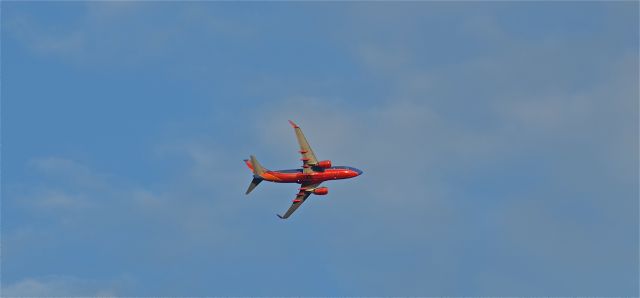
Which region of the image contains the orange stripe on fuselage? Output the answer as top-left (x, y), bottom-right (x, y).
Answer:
top-left (260, 171), bottom-right (296, 182)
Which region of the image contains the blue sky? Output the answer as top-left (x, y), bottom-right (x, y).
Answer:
top-left (2, 2), bottom-right (638, 296)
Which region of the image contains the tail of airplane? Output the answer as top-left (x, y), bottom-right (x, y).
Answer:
top-left (244, 155), bottom-right (266, 195)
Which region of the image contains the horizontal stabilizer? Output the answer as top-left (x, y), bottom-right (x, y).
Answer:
top-left (245, 177), bottom-right (263, 195)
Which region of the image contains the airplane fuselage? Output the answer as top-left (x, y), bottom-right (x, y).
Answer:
top-left (258, 166), bottom-right (362, 184)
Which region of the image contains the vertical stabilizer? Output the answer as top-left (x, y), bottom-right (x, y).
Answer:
top-left (250, 155), bottom-right (266, 176)
top-left (245, 155), bottom-right (266, 195)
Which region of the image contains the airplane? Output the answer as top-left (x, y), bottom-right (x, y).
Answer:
top-left (244, 120), bottom-right (362, 219)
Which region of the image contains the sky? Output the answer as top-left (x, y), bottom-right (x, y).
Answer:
top-left (1, 1), bottom-right (638, 296)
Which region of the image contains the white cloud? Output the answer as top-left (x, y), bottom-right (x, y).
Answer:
top-left (29, 190), bottom-right (90, 210)
top-left (2, 276), bottom-right (119, 297)
top-left (3, 2), bottom-right (636, 295)
top-left (242, 7), bottom-right (638, 293)
top-left (4, 15), bottom-right (86, 58)
top-left (28, 157), bottom-right (107, 189)
top-left (4, 2), bottom-right (253, 67)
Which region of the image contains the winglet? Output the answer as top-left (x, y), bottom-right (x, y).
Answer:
top-left (288, 120), bottom-right (299, 128)
top-left (277, 214), bottom-right (286, 219)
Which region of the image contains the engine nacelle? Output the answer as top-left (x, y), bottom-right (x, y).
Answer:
top-left (316, 160), bottom-right (332, 168)
top-left (313, 187), bottom-right (329, 195)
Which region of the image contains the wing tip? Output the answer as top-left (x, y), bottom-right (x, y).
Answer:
top-left (277, 214), bottom-right (286, 219)
top-left (288, 120), bottom-right (299, 128)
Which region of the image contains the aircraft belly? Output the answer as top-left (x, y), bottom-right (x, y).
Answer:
top-left (297, 174), bottom-right (321, 183)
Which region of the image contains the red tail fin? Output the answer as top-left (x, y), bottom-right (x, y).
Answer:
top-left (243, 159), bottom-right (254, 171)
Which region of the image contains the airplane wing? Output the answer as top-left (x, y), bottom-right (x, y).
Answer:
top-left (277, 182), bottom-right (321, 219)
top-left (288, 120), bottom-right (318, 174)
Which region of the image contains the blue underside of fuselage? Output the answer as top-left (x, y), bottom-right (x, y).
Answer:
top-left (275, 168), bottom-right (303, 173)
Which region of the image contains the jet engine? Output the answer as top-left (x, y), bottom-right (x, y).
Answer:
top-left (313, 187), bottom-right (329, 195)
top-left (316, 160), bottom-right (332, 168)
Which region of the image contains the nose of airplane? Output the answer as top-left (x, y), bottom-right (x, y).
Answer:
top-left (354, 168), bottom-right (363, 176)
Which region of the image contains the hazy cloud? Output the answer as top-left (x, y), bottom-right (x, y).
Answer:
top-left (2, 276), bottom-right (120, 297)
top-left (3, 2), bottom-right (251, 67)
top-left (3, 1), bottom-right (637, 296)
